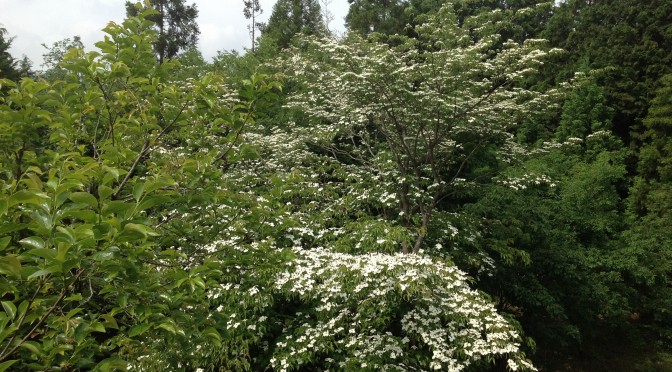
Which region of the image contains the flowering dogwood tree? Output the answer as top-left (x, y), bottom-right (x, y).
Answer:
top-left (282, 5), bottom-right (564, 255)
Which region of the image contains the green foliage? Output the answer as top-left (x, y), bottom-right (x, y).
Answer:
top-left (0, 7), bottom-right (283, 369)
top-left (3, 0), bottom-right (672, 369)
top-left (555, 76), bottom-right (614, 142)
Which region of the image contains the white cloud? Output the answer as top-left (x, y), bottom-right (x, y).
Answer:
top-left (1, 0), bottom-right (350, 68)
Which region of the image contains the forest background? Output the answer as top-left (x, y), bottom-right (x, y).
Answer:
top-left (0, 0), bottom-right (671, 370)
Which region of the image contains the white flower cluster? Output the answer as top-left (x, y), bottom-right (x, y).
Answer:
top-left (497, 173), bottom-right (556, 190)
top-left (271, 248), bottom-right (535, 371)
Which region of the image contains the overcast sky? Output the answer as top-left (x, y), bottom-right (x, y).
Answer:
top-left (1, 0), bottom-right (350, 69)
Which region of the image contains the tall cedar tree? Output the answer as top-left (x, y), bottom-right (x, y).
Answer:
top-left (542, 0), bottom-right (672, 144)
top-left (264, 0), bottom-right (324, 50)
top-left (125, 0), bottom-right (200, 63)
top-left (0, 27), bottom-right (20, 81)
top-left (626, 73), bottom-right (672, 350)
top-left (243, 0), bottom-right (264, 52)
top-left (345, 0), bottom-right (409, 36)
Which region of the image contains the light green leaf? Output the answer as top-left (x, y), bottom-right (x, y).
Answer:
top-left (23, 173), bottom-right (43, 190)
top-left (0, 237), bottom-right (10, 250)
top-left (19, 341), bottom-right (42, 356)
top-left (8, 190), bottom-right (49, 207)
top-left (0, 360), bottom-right (18, 372)
top-left (69, 192), bottom-right (98, 208)
top-left (1, 301), bottom-right (16, 320)
top-left (88, 321), bottom-right (106, 333)
top-left (27, 265), bottom-right (61, 279)
top-left (19, 236), bottom-right (45, 250)
top-left (133, 182), bottom-right (145, 202)
top-left (123, 223), bottom-right (159, 237)
top-left (98, 185), bottom-right (114, 201)
top-left (95, 357), bottom-right (127, 372)
top-left (16, 301), bottom-right (28, 321)
top-left (101, 314), bottom-right (119, 330)
top-left (26, 248), bottom-right (57, 260)
top-left (136, 195), bottom-right (171, 212)
top-left (157, 322), bottom-right (177, 335)
top-left (0, 256), bottom-right (21, 278)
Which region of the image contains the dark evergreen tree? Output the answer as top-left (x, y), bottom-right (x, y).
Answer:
top-left (345, 0), bottom-right (409, 36)
top-left (0, 27), bottom-right (20, 82)
top-left (263, 0), bottom-right (325, 50)
top-left (125, 0), bottom-right (200, 63)
top-left (17, 55), bottom-right (34, 79)
top-left (626, 73), bottom-right (672, 351)
top-left (542, 0), bottom-right (672, 143)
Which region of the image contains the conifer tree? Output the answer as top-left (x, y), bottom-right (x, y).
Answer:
top-left (243, 0), bottom-right (264, 52)
top-left (125, 0), bottom-right (200, 63)
top-left (626, 73), bottom-right (672, 350)
top-left (0, 27), bottom-right (20, 82)
top-left (263, 0), bottom-right (325, 50)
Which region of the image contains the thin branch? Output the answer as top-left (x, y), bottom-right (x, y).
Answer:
top-left (0, 270), bottom-right (84, 362)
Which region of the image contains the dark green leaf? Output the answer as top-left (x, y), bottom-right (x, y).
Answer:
top-left (128, 323), bottom-right (151, 337)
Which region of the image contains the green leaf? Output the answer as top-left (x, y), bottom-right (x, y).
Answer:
top-left (145, 176), bottom-right (175, 194)
top-left (157, 322), bottom-right (177, 335)
top-left (1, 301), bottom-right (16, 320)
top-left (102, 201), bottom-right (135, 218)
top-left (202, 327), bottom-right (221, 342)
top-left (133, 182), bottom-right (145, 202)
top-left (92, 249), bottom-right (116, 262)
top-left (8, 190), bottom-right (49, 207)
top-left (30, 210), bottom-right (52, 232)
top-left (19, 236), bottom-right (45, 250)
top-left (0, 360), bottom-right (18, 372)
top-left (27, 265), bottom-right (61, 279)
top-left (88, 321), bottom-right (106, 333)
top-left (136, 195), bottom-right (171, 212)
top-left (0, 237), bottom-right (10, 250)
top-left (64, 210), bottom-right (98, 223)
top-left (95, 357), bottom-right (127, 372)
top-left (0, 199), bottom-right (7, 216)
top-left (16, 301), bottom-right (28, 321)
top-left (23, 172), bottom-right (43, 190)
top-left (128, 323), bottom-right (151, 337)
top-left (69, 192), bottom-right (98, 208)
top-left (0, 256), bottom-right (21, 278)
top-left (101, 314), bottom-right (119, 330)
top-left (192, 276), bottom-right (206, 290)
top-left (26, 248), bottom-right (57, 260)
top-left (98, 185), bottom-right (114, 201)
top-left (19, 341), bottom-right (43, 356)
top-left (122, 223), bottom-right (159, 238)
